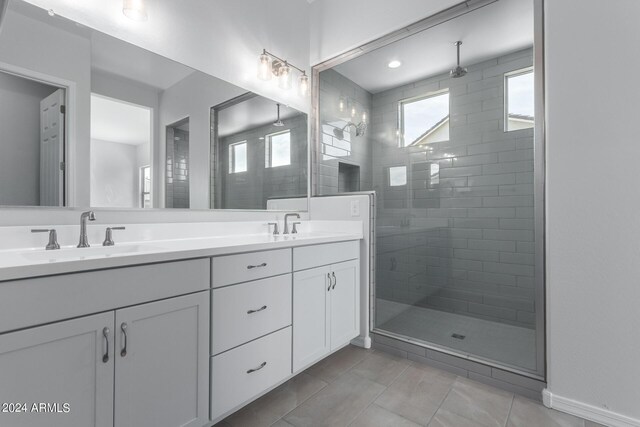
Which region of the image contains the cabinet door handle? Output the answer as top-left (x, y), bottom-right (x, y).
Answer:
top-left (102, 327), bottom-right (110, 363)
top-left (332, 272), bottom-right (337, 290)
top-left (247, 262), bottom-right (267, 269)
top-left (120, 323), bottom-right (128, 357)
top-left (247, 305), bottom-right (267, 314)
top-left (246, 361), bottom-right (267, 374)
top-left (327, 273), bottom-right (332, 291)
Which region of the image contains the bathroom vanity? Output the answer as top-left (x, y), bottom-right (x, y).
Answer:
top-left (0, 224), bottom-right (363, 427)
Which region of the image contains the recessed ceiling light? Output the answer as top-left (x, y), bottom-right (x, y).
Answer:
top-left (388, 60), bottom-right (402, 69)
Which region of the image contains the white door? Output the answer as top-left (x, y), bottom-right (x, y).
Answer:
top-left (114, 292), bottom-right (209, 427)
top-left (39, 88), bottom-right (65, 206)
top-left (0, 312), bottom-right (115, 427)
top-left (292, 266), bottom-right (331, 372)
top-left (329, 260), bottom-right (360, 351)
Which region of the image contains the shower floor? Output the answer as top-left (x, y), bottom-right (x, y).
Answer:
top-left (375, 298), bottom-right (537, 372)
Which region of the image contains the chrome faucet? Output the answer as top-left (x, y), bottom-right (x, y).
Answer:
top-left (78, 211), bottom-right (96, 248)
top-left (283, 213), bottom-right (300, 235)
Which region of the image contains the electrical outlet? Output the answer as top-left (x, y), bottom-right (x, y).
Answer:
top-left (350, 200), bottom-right (360, 217)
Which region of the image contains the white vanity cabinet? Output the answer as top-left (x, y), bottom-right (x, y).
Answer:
top-left (114, 292), bottom-right (209, 427)
top-left (0, 312), bottom-right (115, 427)
top-left (291, 240), bottom-right (360, 372)
top-left (0, 259), bottom-right (210, 427)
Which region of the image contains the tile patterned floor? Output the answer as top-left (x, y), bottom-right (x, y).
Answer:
top-left (216, 345), bottom-right (604, 427)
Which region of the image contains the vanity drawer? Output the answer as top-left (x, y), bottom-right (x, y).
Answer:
top-left (293, 240), bottom-right (359, 271)
top-left (211, 248), bottom-right (291, 288)
top-left (211, 326), bottom-right (291, 420)
top-left (211, 274), bottom-right (292, 355)
top-left (0, 259), bottom-right (210, 334)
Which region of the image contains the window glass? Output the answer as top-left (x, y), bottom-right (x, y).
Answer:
top-left (400, 91), bottom-right (449, 147)
top-left (266, 131), bottom-right (291, 168)
top-left (506, 69), bottom-right (534, 131)
top-left (229, 141), bottom-right (247, 173)
top-left (389, 166), bottom-right (407, 186)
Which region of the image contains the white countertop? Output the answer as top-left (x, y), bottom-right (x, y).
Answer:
top-left (0, 222), bottom-right (363, 282)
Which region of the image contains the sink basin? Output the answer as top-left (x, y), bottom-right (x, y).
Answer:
top-left (20, 244), bottom-right (163, 262)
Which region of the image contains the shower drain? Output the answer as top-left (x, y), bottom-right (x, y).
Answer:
top-left (451, 333), bottom-right (466, 340)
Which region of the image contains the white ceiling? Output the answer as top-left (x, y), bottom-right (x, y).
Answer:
top-left (333, 0), bottom-right (533, 93)
top-left (91, 95), bottom-right (151, 145)
top-left (218, 96), bottom-right (303, 138)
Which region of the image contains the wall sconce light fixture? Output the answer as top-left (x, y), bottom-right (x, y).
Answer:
top-left (257, 49), bottom-right (309, 97)
top-left (123, 0), bottom-right (148, 21)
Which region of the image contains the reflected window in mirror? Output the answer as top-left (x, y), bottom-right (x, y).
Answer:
top-left (140, 166), bottom-right (151, 208)
top-left (505, 68), bottom-right (535, 131)
top-left (229, 141), bottom-right (248, 174)
top-left (399, 90), bottom-right (450, 147)
top-left (265, 130), bottom-right (291, 168)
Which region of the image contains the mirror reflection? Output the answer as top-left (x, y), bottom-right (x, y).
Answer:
top-left (0, 0), bottom-right (308, 210)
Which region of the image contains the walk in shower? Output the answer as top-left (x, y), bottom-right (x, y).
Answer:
top-left (315, 0), bottom-right (544, 378)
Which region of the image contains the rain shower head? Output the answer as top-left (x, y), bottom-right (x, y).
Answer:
top-left (450, 41), bottom-right (468, 78)
top-left (273, 103), bottom-right (284, 127)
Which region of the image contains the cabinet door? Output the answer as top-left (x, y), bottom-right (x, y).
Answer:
top-left (292, 266), bottom-right (330, 372)
top-left (114, 292), bottom-right (209, 427)
top-left (329, 259), bottom-right (360, 351)
top-left (0, 312), bottom-right (114, 427)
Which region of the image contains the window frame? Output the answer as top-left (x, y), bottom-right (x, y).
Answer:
top-left (387, 165), bottom-right (407, 187)
top-left (398, 88), bottom-right (450, 148)
top-left (265, 129), bottom-right (291, 168)
top-left (228, 140), bottom-right (248, 174)
top-left (504, 66), bottom-right (534, 132)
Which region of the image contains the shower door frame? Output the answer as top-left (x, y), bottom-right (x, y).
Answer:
top-left (310, 0), bottom-right (547, 380)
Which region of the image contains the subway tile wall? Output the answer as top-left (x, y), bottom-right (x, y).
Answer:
top-left (165, 127), bottom-right (190, 209)
top-left (373, 48), bottom-right (535, 328)
top-left (319, 47), bottom-right (536, 328)
top-left (218, 114), bottom-right (308, 209)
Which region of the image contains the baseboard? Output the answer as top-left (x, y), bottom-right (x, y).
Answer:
top-left (350, 334), bottom-right (372, 349)
top-left (543, 388), bottom-right (640, 427)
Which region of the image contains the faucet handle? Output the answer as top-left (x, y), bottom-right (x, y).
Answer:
top-left (31, 229), bottom-right (60, 250)
top-left (267, 222), bottom-right (280, 236)
top-left (291, 222), bottom-right (301, 234)
top-left (103, 226), bottom-right (126, 246)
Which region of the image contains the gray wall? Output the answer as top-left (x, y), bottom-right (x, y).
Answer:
top-left (218, 114), bottom-right (307, 210)
top-left (317, 69), bottom-right (373, 194)
top-left (372, 48), bottom-right (535, 328)
top-left (0, 71), bottom-right (58, 206)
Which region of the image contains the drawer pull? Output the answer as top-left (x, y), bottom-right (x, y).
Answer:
top-left (332, 272), bottom-right (337, 290)
top-left (247, 305), bottom-right (268, 314)
top-left (247, 262), bottom-right (267, 270)
top-left (327, 273), bottom-right (331, 291)
top-left (246, 361), bottom-right (267, 374)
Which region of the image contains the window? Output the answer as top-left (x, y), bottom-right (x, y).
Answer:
top-left (505, 68), bottom-right (534, 131)
top-left (229, 141), bottom-right (247, 173)
top-left (140, 166), bottom-right (151, 208)
top-left (265, 130), bottom-right (291, 168)
top-left (399, 90), bottom-right (449, 147)
top-left (388, 166), bottom-right (407, 186)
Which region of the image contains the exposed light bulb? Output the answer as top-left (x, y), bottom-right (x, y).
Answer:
top-left (257, 51), bottom-right (272, 81)
top-left (338, 97), bottom-right (345, 112)
top-left (362, 111), bottom-right (367, 123)
top-left (278, 62), bottom-right (292, 90)
top-left (123, 0), bottom-right (148, 21)
top-left (298, 73), bottom-right (309, 97)
top-left (351, 107), bottom-right (356, 118)
top-left (47, 9), bottom-right (55, 16)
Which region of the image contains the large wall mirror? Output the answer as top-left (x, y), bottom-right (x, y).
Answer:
top-left (0, 0), bottom-right (308, 210)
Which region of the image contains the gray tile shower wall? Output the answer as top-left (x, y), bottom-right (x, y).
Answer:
top-left (219, 114), bottom-right (307, 209)
top-left (370, 48), bottom-right (536, 328)
top-left (318, 69), bottom-right (373, 194)
top-left (165, 127), bottom-right (190, 209)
